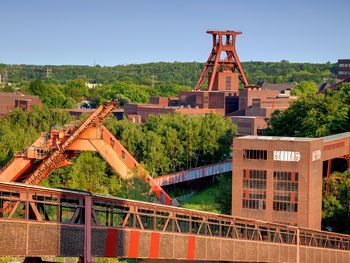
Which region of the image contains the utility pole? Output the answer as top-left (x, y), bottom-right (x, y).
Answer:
top-left (46, 67), bottom-right (52, 79)
top-left (151, 74), bottom-right (158, 88)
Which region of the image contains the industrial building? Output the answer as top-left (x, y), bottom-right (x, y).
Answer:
top-left (0, 71), bottom-right (7, 85)
top-left (232, 132), bottom-right (350, 229)
top-left (0, 92), bottom-right (42, 117)
top-left (123, 30), bottom-right (296, 134)
top-left (337, 59), bottom-right (350, 80)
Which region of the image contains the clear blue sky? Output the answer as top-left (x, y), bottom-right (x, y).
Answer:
top-left (1, 0), bottom-right (349, 65)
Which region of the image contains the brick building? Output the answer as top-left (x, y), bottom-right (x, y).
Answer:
top-left (337, 59), bottom-right (350, 80)
top-left (0, 92), bottom-right (42, 117)
top-left (228, 85), bottom-right (296, 135)
top-left (232, 132), bottom-right (350, 229)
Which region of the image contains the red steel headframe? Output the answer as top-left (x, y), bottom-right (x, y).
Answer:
top-left (195, 30), bottom-right (249, 91)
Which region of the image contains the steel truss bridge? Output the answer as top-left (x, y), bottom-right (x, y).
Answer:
top-left (0, 181), bottom-right (349, 263)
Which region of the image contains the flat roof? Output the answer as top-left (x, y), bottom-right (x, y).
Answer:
top-left (323, 131), bottom-right (350, 142)
top-left (237, 135), bottom-right (319, 142)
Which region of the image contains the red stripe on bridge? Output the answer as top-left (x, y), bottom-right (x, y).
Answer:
top-left (187, 236), bottom-right (196, 260)
top-left (149, 232), bottom-right (160, 259)
top-left (105, 228), bottom-right (118, 257)
top-left (128, 230), bottom-right (140, 258)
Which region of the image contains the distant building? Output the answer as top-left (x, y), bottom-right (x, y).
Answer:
top-left (337, 59), bottom-right (350, 80)
top-left (124, 82), bottom-right (296, 133)
top-left (0, 71), bottom-right (8, 85)
top-left (85, 82), bottom-right (102, 89)
top-left (228, 84), bottom-right (296, 135)
top-left (0, 93), bottom-right (42, 117)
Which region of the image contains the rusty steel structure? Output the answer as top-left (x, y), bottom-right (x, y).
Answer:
top-left (0, 99), bottom-right (172, 205)
top-left (194, 30), bottom-right (249, 91)
top-left (0, 181), bottom-right (349, 263)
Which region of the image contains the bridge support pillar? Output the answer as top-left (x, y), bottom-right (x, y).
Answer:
top-left (84, 195), bottom-right (92, 263)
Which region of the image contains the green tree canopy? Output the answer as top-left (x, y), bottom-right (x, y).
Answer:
top-left (104, 113), bottom-right (237, 176)
top-left (291, 80), bottom-right (318, 97)
top-left (265, 84), bottom-right (350, 137)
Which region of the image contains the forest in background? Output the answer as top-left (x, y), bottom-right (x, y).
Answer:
top-left (0, 60), bottom-right (337, 87)
top-left (0, 61), bottom-right (338, 112)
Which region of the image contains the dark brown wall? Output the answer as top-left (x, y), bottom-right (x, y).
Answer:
top-left (0, 93), bottom-right (42, 116)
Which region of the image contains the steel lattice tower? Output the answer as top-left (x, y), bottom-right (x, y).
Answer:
top-left (195, 30), bottom-right (249, 91)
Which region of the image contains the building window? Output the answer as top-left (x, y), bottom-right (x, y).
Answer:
top-left (242, 169), bottom-right (266, 210)
top-left (273, 171), bottom-right (298, 212)
top-left (243, 149), bottom-right (267, 160)
top-left (15, 100), bottom-right (28, 111)
top-left (226, 76), bottom-right (231, 90)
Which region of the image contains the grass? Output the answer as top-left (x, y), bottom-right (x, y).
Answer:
top-left (180, 184), bottom-right (220, 213)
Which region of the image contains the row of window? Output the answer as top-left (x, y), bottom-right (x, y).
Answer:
top-left (244, 180), bottom-right (266, 189)
top-left (273, 171), bottom-right (298, 212)
top-left (274, 182), bottom-right (298, 191)
top-left (243, 149), bottom-right (267, 160)
top-left (273, 192), bottom-right (298, 202)
top-left (242, 169), bottom-right (299, 212)
top-left (273, 171), bottom-right (298, 182)
top-left (242, 199), bottom-right (266, 210)
top-left (242, 200), bottom-right (298, 212)
top-left (273, 202), bottom-right (298, 212)
top-left (243, 190), bottom-right (266, 200)
top-left (243, 169), bottom-right (267, 179)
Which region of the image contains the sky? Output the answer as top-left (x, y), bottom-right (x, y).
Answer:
top-left (1, 0), bottom-right (349, 66)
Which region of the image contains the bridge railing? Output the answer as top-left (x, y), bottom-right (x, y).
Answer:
top-left (0, 181), bottom-right (349, 251)
top-left (154, 160), bottom-right (232, 186)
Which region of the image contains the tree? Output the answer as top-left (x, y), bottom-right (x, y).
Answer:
top-left (64, 79), bottom-right (89, 101)
top-left (27, 80), bottom-right (68, 108)
top-left (291, 80), bottom-right (318, 97)
top-left (106, 113), bottom-right (237, 176)
top-left (322, 171), bottom-right (350, 233)
top-left (0, 106), bottom-right (72, 166)
top-left (264, 93), bottom-right (350, 137)
top-left (65, 152), bottom-right (111, 194)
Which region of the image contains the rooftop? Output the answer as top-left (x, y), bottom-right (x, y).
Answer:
top-left (323, 131), bottom-right (350, 142)
top-left (238, 135), bottom-right (319, 142)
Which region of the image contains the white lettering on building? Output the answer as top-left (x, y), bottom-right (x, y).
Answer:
top-left (273, 151), bottom-right (301, 162)
top-left (312, 150), bottom-right (321, 161)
